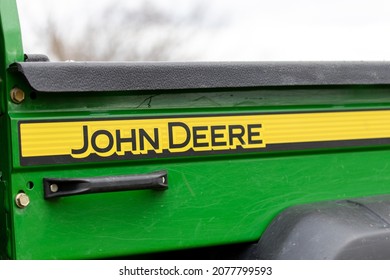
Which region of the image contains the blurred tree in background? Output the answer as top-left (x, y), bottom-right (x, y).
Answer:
top-left (42, 1), bottom-right (210, 61)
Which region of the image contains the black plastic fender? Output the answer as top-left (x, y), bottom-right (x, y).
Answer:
top-left (241, 195), bottom-right (390, 259)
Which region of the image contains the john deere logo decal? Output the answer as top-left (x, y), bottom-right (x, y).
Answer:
top-left (70, 122), bottom-right (263, 158)
top-left (18, 110), bottom-right (390, 166)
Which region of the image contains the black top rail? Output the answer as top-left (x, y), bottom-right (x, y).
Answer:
top-left (10, 61), bottom-right (390, 93)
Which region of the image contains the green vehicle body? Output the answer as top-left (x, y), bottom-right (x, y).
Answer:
top-left (2, 0), bottom-right (390, 259)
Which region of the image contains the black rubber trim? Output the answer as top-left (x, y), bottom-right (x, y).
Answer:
top-left (241, 195), bottom-right (390, 260)
top-left (9, 61), bottom-right (390, 93)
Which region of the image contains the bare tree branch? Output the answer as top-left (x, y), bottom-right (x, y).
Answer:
top-left (41, 1), bottom-right (209, 61)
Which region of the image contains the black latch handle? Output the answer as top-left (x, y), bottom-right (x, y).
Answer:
top-left (44, 170), bottom-right (168, 199)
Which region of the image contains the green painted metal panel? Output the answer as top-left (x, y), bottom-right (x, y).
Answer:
top-left (0, 0), bottom-right (24, 259)
top-left (9, 148), bottom-right (390, 259)
top-left (7, 85), bottom-right (390, 259)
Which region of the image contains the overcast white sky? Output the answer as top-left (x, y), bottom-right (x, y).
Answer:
top-left (16, 0), bottom-right (390, 61)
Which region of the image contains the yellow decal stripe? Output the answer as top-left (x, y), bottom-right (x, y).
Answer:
top-left (19, 110), bottom-right (390, 161)
top-left (264, 111), bottom-right (390, 143)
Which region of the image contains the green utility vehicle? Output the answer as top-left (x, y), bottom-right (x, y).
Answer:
top-left (2, 0), bottom-right (390, 259)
